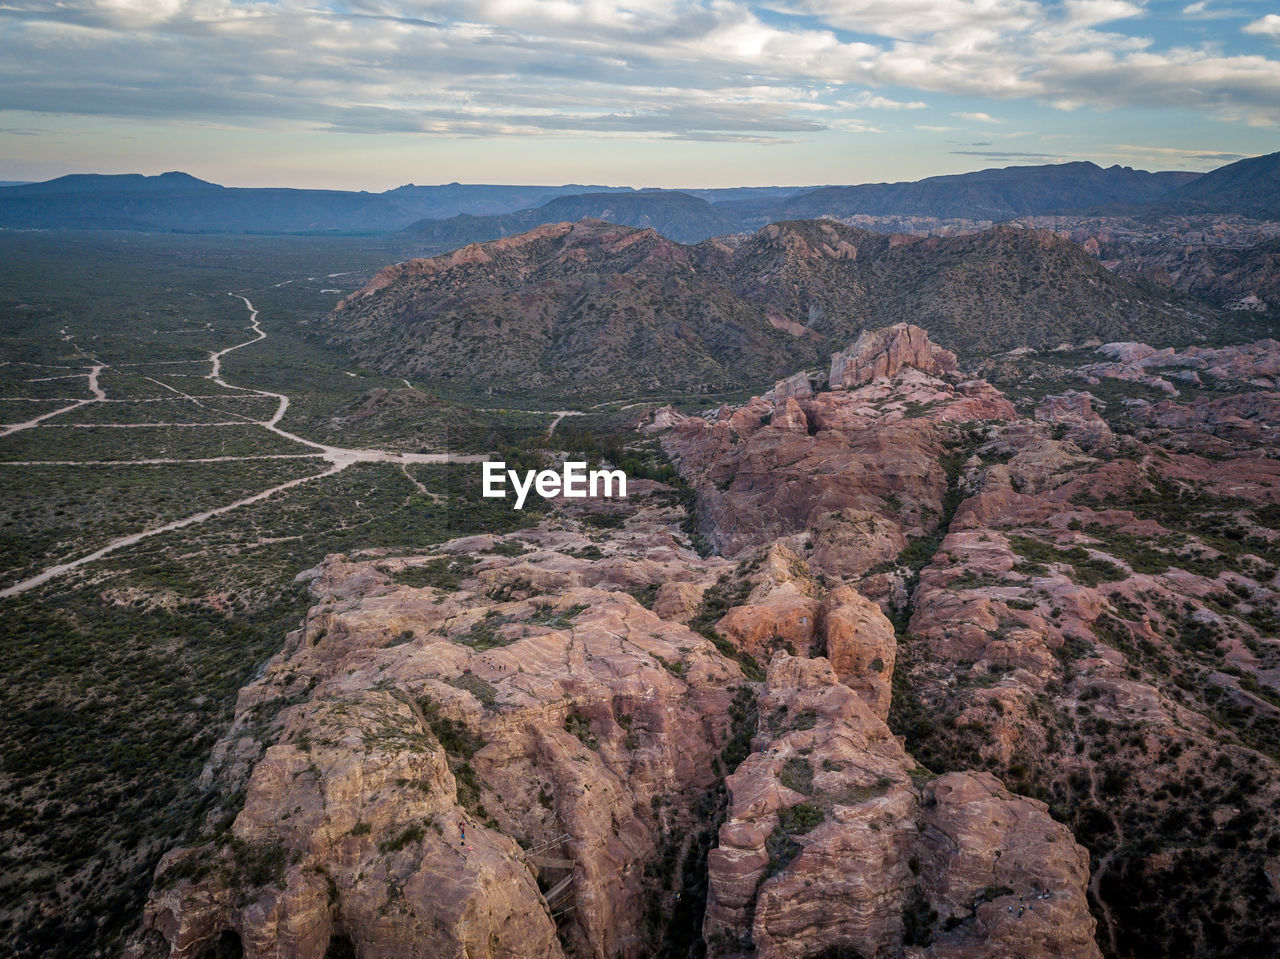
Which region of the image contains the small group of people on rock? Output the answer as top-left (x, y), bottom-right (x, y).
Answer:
top-left (459, 820), bottom-right (473, 853)
top-left (1005, 889), bottom-right (1053, 918)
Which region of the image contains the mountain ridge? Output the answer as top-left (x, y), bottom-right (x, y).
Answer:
top-left (320, 217), bottom-right (1219, 401)
top-left (5, 155), bottom-right (1276, 236)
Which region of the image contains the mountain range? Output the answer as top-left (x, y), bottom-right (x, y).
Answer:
top-left (3, 154), bottom-right (1278, 238)
top-left (1137, 151), bottom-right (1280, 219)
top-left (320, 217), bottom-right (1218, 401)
top-left (0, 173), bottom-right (635, 233)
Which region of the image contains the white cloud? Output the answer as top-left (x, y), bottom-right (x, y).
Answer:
top-left (0, 0), bottom-right (1277, 148)
top-left (1244, 14), bottom-right (1280, 41)
top-left (1061, 0), bottom-right (1144, 27)
top-left (841, 92), bottom-right (927, 109)
top-left (1183, 2), bottom-right (1252, 19)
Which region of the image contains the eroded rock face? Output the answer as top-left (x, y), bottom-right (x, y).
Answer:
top-left (133, 324), bottom-right (1280, 959)
top-left (917, 772), bottom-right (1100, 959)
top-left (663, 325), bottom-right (1013, 560)
top-left (821, 586), bottom-right (896, 719)
top-left (899, 401), bottom-right (1280, 956)
top-left (1034, 391), bottom-right (1113, 451)
top-left (129, 510), bottom-right (745, 959)
top-left (669, 328), bottom-right (1280, 957)
top-left (829, 323), bottom-right (958, 390)
top-left (703, 654), bottom-right (1099, 959)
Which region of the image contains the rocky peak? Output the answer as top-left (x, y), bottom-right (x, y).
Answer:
top-left (829, 323), bottom-right (959, 389)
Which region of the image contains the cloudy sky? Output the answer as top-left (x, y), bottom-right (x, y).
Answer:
top-left (1, 0), bottom-right (1277, 188)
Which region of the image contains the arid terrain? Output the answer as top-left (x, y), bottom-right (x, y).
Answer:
top-left (3, 157), bottom-right (1279, 959)
top-left (123, 319), bottom-right (1280, 958)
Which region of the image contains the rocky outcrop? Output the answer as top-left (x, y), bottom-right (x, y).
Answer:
top-left (716, 545), bottom-right (821, 663)
top-left (808, 508), bottom-right (908, 581)
top-left (820, 586), bottom-right (897, 719)
top-left (703, 654), bottom-right (1100, 959)
top-left (829, 323), bottom-right (958, 390)
top-left (1034, 391), bottom-right (1113, 450)
top-left (1080, 338), bottom-right (1280, 395)
top-left (897, 405), bottom-right (1280, 956)
top-left (659, 329), bottom-right (1280, 958)
top-left (132, 325), bottom-right (1280, 959)
top-left (663, 328), bottom-right (1014, 560)
top-left (763, 371), bottom-right (817, 404)
top-left (129, 513), bottom-right (745, 959)
top-left (1129, 390), bottom-right (1280, 451)
top-left (916, 772), bottom-right (1100, 959)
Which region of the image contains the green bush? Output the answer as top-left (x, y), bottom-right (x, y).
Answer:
top-left (778, 802), bottom-right (825, 835)
top-left (378, 824), bottom-right (425, 855)
top-left (778, 757), bottom-right (814, 795)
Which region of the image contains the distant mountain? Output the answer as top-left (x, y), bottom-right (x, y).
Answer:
top-left (402, 190), bottom-right (742, 246)
top-left (1, 171), bottom-right (218, 196)
top-left (0, 174), bottom-right (635, 233)
top-left (684, 186), bottom-right (817, 204)
top-left (743, 162), bottom-right (1200, 223)
top-left (0, 181), bottom-right (31, 189)
top-left (2, 154), bottom-right (1273, 236)
top-left (1150, 151), bottom-right (1280, 219)
top-left (320, 218), bottom-right (1217, 400)
top-left (397, 162), bottom-right (1216, 251)
top-left (379, 182), bottom-right (633, 220)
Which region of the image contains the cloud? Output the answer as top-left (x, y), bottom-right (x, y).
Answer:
top-left (1244, 14), bottom-right (1280, 41)
top-left (1062, 0), bottom-right (1144, 26)
top-left (949, 149), bottom-right (1064, 158)
top-left (840, 92), bottom-right (927, 110)
top-left (1179, 1), bottom-right (1247, 17)
top-left (0, 0), bottom-right (1277, 151)
top-left (1091, 143), bottom-right (1257, 167)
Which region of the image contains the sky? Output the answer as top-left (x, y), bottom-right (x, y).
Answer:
top-left (1, 0), bottom-right (1278, 189)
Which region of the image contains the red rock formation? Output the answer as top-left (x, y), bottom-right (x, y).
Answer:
top-left (820, 586), bottom-right (897, 718)
top-left (829, 323), bottom-right (958, 390)
top-left (129, 515), bottom-right (743, 959)
top-left (703, 654), bottom-right (1100, 959)
top-left (132, 325), bottom-right (1280, 959)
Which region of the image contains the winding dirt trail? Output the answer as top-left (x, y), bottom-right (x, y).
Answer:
top-left (0, 462), bottom-right (347, 599)
top-left (546, 410), bottom-right (584, 437)
top-left (0, 296), bottom-right (487, 598)
top-left (0, 399), bottom-right (93, 437)
top-left (218, 296), bottom-right (488, 466)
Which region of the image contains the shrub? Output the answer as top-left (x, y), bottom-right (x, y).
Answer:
top-left (459, 611), bottom-right (514, 650)
top-left (392, 556), bottom-right (477, 590)
top-left (778, 757), bottom-right (814, 795)
top-left (378, 824), bottom-right (425, 855)
top-left (416, 696), bottom-right (484, 758)
top-left (565, 710), bottom-right (598, 749)
top-left (902, 887), bottom-right (938, 947)
top-left (443, 673), bottom-right (497, 709)
top-left (778, 802), bottom-right (825, 835)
